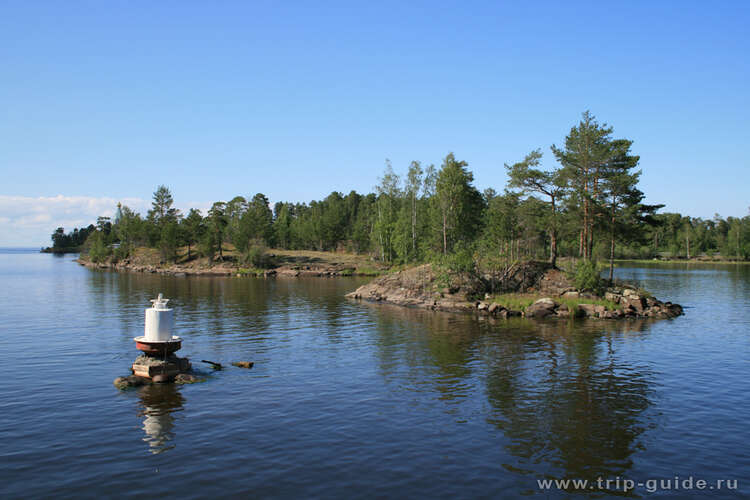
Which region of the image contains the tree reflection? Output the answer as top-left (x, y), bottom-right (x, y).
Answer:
top-left (371, 304), bottom-right (481, 401)
top-left (484, 319), bottom-right (656, 486)
top-left (368, 300), bottom-right (658, 488)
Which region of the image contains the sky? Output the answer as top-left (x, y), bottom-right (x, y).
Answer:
top-left (1, 1), bottom-right (748, 246)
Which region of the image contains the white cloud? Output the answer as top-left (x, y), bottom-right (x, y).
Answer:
top-left (0, 194), bottom-right (217, 247)
top-left (0, 194), bottom-right (151, 247)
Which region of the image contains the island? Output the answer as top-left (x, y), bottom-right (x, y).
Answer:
top-left (347, 261), bottom-right (683, 320)
top-left (50, 111), bottom-right (749, 322)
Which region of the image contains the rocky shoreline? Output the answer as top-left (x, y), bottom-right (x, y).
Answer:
top-left (77, 256), bottom-right (683, 321)
top-left (76, 255), bottom-right (380, 278)
top-left (346, 263), bottom-right (684, 320)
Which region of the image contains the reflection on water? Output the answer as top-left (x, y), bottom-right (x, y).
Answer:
top-left (137, 384), bottom-right (185, 454)
top-left (370, 303), bottom-right (659, 491)
top-left (484, 320), bottom-right (655, 489)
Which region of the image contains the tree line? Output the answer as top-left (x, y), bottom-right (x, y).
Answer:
top-left (51, 112), bottom-right (750, 270)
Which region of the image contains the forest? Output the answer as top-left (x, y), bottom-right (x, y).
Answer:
top-left (50, 112), bottom-right (750, 274)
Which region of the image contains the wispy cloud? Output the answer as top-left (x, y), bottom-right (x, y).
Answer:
top-left (0, 195), bottom-right (210, 247)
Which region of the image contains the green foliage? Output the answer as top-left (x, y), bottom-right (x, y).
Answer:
top-left (56, 111), bottom-right (750, 276)
top-left (505, 149), bottom-right (565, 265)
top-left (354, 266), bottom-right (382, 276)
top-left (244, 239), bottom-right (273, 268)
top-left (181, 208), bottom-right (205, 259)
top-left (373, 160), bottom-right (401, 262)
top-left (431, 244), bottom-right (477, 291)
top-left (50, 224), bottom-right (95, 249)
top-left (199, 231), bottom-right (217, 262)
top-left (206, 202), bottom-right (227, 260)
top-left (87, 231), bottom-right (111, 263)
top-left (435, 153), bottom-right (485, 254)
top-left (482, 191), bottom-right (520, 259)
top-left (273, 202), bottom-right (293, 249)
top-left (442, 244), bottom-right (476, 274)
top-left (112, 245), bottom-right (130, 262)
top-left (148, 185), bottom-right (179, 224)
top-left (159, 222), bottom-right (179, 262)
top-left (115, 205), bottom-right (146, 249)
top-left (96, 216), bottom-right (112, 238)
top-left (552, 111), bottom-right (616, 260)
top-left (573, 259), bottom-right (603, 293)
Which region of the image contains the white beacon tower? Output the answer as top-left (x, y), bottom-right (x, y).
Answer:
top-left (144, 293), bottom-right (173, 342)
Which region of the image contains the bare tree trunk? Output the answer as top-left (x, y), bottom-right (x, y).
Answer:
top-left (549, 197), bottom-right (557, 268)
top-left (609, 209), bottom-right (616, 283)
top-left (442, 211), bottom-right (447, 255)
top-left (579, 229), bottom-right (584, 257)
top-left (549, 231), bottom-right (557, 268)
top-left (581, 199), bottom-right (589, 259)
top-left (411, 193), bottom-right (417, 257)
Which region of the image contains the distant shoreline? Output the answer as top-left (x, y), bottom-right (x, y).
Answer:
top-left (40, 247), bottom-right (82, 254)
top-left (0, 247), bottom-right (46, 252)
top-left (615, 258), bottom-right (750, 265)
top-left (75, 247), bottom-right (388, 278)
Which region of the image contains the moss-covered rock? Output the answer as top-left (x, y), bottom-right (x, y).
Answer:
top-left (114, 375), bottom-right (150, 390)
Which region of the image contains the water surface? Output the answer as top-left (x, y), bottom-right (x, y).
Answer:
top-left (1, 252), bottom-right (748, 498)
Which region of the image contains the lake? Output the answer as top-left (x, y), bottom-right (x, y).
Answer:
top-left (1, 250), bottom-right (748, 498)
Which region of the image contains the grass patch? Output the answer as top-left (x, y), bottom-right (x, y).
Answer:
top-left (355, 266), bottom-right (383, 276)
top-left (487, 293), bottom-right (538, 312)
top-left (488, 293), bottom-right (621, 313)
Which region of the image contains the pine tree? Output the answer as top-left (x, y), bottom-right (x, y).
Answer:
top-left (506, 149), bottom-right (565, 267)
top-left (552, 111), bottom-right (613, 260)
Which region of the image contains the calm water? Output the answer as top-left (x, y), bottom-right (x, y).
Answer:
top-left (1, 251), bottom-right (749, 499)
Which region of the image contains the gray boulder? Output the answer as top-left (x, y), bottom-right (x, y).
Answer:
top-left (525, 298), bottom-right (558, 318)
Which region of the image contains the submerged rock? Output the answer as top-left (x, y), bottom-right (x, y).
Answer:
top-left (174, 373), bottom-right (203, 384)
top-left (232, 361), bottom-right (254, 369)
top-left (114, 375), bottom-right (150, 389)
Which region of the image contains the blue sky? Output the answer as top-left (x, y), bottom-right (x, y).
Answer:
top-left (1, 1), bottom-right (748, 245)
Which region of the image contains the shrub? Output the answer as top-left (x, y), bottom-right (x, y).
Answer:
top-left (574, 259), bottom-right (603, 293)
top-left (244, 239), bottom-right (273, 268)
top-left (199, 233), bottom-right (216, 261)
top-left (432, 243), bottom-right (475, 274)
top-left (88, 232), bottom-right (111, 263)
top-left (431, 244), bottom-right (477, 291)
top-left (112, 245), bottom-right (130, 263)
